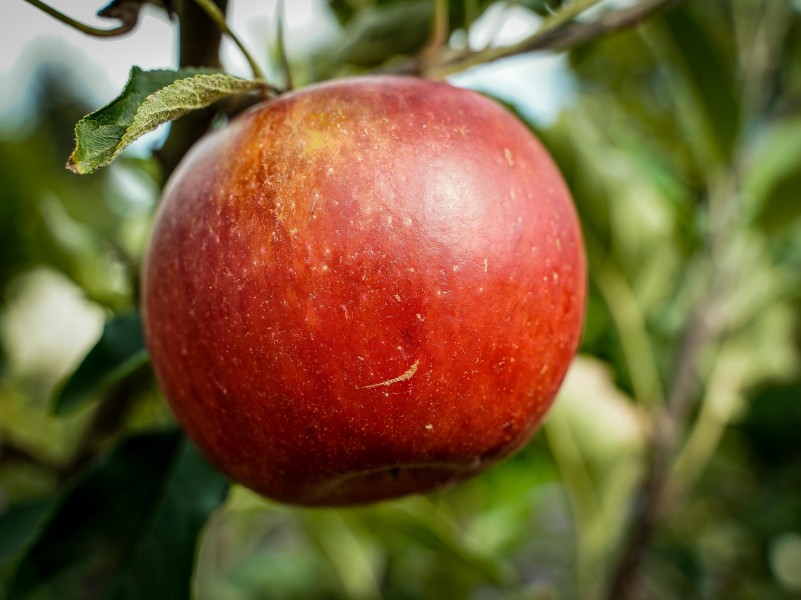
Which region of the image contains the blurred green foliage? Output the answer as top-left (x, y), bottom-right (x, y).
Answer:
top-left (1, 0), bottom-right (801, 599)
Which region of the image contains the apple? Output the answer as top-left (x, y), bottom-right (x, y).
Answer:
top-left (142, 75), bottom-right (586, 506)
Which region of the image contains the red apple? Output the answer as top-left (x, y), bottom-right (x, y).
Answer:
top-left (142, 75), bottom-right (586, 506)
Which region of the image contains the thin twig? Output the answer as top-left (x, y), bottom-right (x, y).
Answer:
top-left (526, 0), bottom-right (684, 51)
top-left (605, 170), bottom-right (724, 600)
top-left (23, 0), bottom-right (139, 37)
top-left (422, 0), bottom-right (450, 61)
top-left (604, 2), bottom-right (777, 592)
top-left (420, 0), bottom-right (682, 78)
top-left (192, 0), bottom-right (267, 81)
top-left (604, 410), bottom-right (672, 599)
top-left (605, 260), bottom-right (725, 600)
top-left (275, 0), bottom-right (293, 91)
top-left (424, 0), bottom-right (604, 77)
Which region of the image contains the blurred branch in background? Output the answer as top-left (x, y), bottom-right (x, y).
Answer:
top-left (406, 0), bottom-right (686, 78)
top-left (606, 1), bottom-right (799, 597)
top-left (22, 0), bottom-right (144, 37)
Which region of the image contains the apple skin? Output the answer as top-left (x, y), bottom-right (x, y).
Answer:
top-left (142, 75), bottom-right (586, 506)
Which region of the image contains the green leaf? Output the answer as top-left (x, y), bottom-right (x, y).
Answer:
top-left (67, 67), bottom-right (265, 175)
top-left (659, 5), bottom-right (741, 166)
top-left (0, 497), bottom-right (57, 581)
top-left (315, 1), bottom-right (432, 73)
top-left (325, 0), bottom-right (496, 30)
top-left (743, 118), bottom-right (801, 233)
top-left (53, 312), bottom-right (148, 415)
top-left (8, 431), bottom-right (229, 600)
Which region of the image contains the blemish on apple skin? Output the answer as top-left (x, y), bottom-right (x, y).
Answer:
top-left (359, 359), bottom-right (420, 389)
top-left (425, 424), bottom-right (433, 431)
top-left (504, 148), bottom-right (514, 166)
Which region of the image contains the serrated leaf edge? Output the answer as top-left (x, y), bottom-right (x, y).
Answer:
top-left (115, 73), bottom-right (265, 166)
top-left (67, 70), bottom-right (265, 175)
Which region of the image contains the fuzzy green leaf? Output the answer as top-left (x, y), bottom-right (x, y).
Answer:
top-left (67, 67), bottom-right (265, 175)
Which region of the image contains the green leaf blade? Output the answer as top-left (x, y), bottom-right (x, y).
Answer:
top-left (68, 67), bottom-right (265, 175)
top-left (0, 497), bottom-right (58, 583)
top-left (7, 431), bottom-right (229, 600)
top-left (660, 6), bottom-right (742, 167)
top-left (53, 312), bottom-right (148, 415)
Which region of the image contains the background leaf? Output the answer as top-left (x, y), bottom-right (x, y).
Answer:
top-left (0, 497), bottom-right (56, 588)
top-left (743, 118), bottom-right (801, 234)
top-left (53, 312), bottom-right (148, 415)
top-left (7, 431), bottom-right (229, 600)
top-left (657, 3), bottom-right (742, 167)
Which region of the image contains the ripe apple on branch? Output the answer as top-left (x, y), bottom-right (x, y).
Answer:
top-left (50, 0), bottom-right (677, 507)
top-left (142, 75), bottom-right (586, 505)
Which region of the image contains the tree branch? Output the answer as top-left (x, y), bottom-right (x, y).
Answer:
top-left (155, 0), bottom-right (229, 179)
top-left (524, 0), bottom-right (685, 52)
top-left (605, 93), bottom-right (743, 600)
top-left (399, 0), bottom-right (685, 78)
top-left (421, 0), bottom-right (450, 62)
